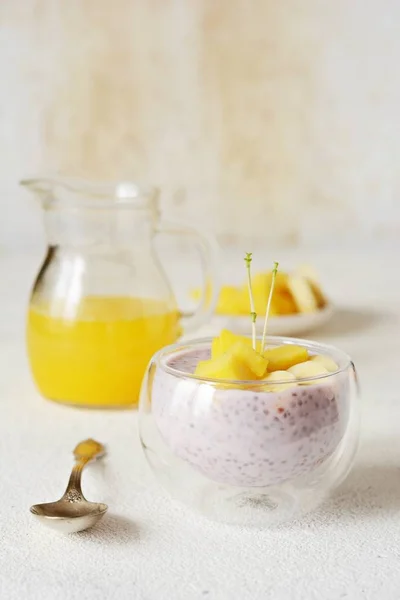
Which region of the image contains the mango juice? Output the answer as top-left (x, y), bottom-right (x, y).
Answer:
top-left (27, 296), bottom-right (181, 407)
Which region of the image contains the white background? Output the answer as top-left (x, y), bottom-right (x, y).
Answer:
top-left (1, 0), bottom-right (400, 251)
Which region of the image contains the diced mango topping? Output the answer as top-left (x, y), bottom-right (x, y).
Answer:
top-left (211, 329), bottom-right (265, 359)
top-left (195, 353), bottom-right (254, 381)
top-left (196, 340), bottom-right (268, 381)
top-left (230, 341), bottom-right (268, 377)
top-left (199, 330), bottom-right (337, 391)
top-left (211, 335), bottom-right (222, 359)
top-left (212, 329), bottom-right (251, 358)
top-left (198, 324), bottom-right (340, 389)
top-left (263, 345), bottom-right (309, 372)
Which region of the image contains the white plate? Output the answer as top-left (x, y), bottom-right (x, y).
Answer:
top-left (210, 303), bottom-right (335, 337)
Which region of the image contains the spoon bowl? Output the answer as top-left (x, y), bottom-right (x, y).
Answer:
top-left (30, 500), bottom-right (108, 534)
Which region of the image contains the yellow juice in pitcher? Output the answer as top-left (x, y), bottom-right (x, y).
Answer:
top-left (27, 296), bottom-right (181, 407)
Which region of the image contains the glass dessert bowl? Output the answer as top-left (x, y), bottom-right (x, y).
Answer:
top-left (138, 335), bottom-right (360, 527)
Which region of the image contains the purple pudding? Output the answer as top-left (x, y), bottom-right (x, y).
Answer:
top-left (151, 347), bottom-right (350, 488)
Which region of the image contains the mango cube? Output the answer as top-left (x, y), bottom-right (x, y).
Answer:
top-left (212, 329), bottom-right (252, 358)
top-left (287, 275), bottom-right (318, 313)
top-left (211, 336), bottom-right (222, 358)
top-left (264, 344), bottom-right (309, 372)
top-left (196, 340), bottom-right (268, 381)
top-left (195, 353), bottom-right (253, 381)
top-left (272, 290), bottom-right (298, 315)
top-left (239, 272), bottom-right (291, 316)
top-left (247, 273), bottom-right (270, 315)
top-left (231, 341), bottom-right (268, 377)
top-left (216, 286), bottom-right (246, 315)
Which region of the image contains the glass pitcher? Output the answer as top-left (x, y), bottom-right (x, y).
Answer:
top-left (21, 177), bottom-right (218, 409)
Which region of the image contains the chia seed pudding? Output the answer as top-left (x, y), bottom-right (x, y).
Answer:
top-left (152, 347), bottom-right (350, 487)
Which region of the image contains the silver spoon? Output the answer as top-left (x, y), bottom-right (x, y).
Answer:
top-left (30, 438), bottom-right (108, 534)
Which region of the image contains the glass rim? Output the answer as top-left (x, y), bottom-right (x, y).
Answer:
top-left (20, 176), bottom-right (158, 210)
top-left (154, 335), bottom-right (353, 387)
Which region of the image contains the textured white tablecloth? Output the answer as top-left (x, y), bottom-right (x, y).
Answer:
top-left (1, 246), bottom-right (400, 600)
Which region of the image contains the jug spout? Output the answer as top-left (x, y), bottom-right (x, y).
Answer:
top-left (20, 177), bottom-right (56, 198)
top-left (20, 176), bottom-right (159, 210)
top-left (20, 176), bottom-right (162, 248)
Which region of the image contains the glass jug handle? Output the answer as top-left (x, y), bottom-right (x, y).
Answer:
top-left (156, 221), bottom-right (219, 333)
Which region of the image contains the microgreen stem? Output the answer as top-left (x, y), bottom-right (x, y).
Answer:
top-left (261, 261), bottom-right (279, 353)
top-left (244, 252), bottom-right (257, 350)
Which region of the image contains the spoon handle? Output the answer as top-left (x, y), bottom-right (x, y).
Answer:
top-left (62, 439), bottom-right (106, 502)
top-left (63, 458), bottom-right (90, 501)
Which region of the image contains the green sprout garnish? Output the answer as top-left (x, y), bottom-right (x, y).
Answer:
top-left (261, 261), bottom-right (279, 353)
top-left (244, 252), bottom-right (257, 350)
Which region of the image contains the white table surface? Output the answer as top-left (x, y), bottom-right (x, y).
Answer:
top-left (1, 245), bottom-right (400, 600)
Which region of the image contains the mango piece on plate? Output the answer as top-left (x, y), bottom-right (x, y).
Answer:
top-left (267, 270), bottom-right (290, 292)
top-left (215, 286), bottom-right (246, 316)
top-left (266, 295), bottom-right (280, 317)
top-left (310, 354), bottom-right (338, 373)
top-left (239, 271), bottom-right (291, 316)
top-left (264, 344), bottom-right (309, 372)
top-left (250, 273), bottom-right (270, 315)
top-left (251, 270), bottom-right (288, 293)
top-left (288, 360), bottom-right (329, 382)
top-left (191, 283), bottom-right (245, 315)
top-left (271, 290), bottom-right (298, 316)
top-left (237, 286), bottom-right (265, 316)
top-left (308, 281), bottom-right (327, 309)
top-left (295, 264), bottom-right (327, 309)
top-left (286, 275), bottom-right (319, 313)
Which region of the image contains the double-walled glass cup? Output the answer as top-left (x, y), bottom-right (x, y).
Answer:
top-left (139, 336), bottom-right (360, 527)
